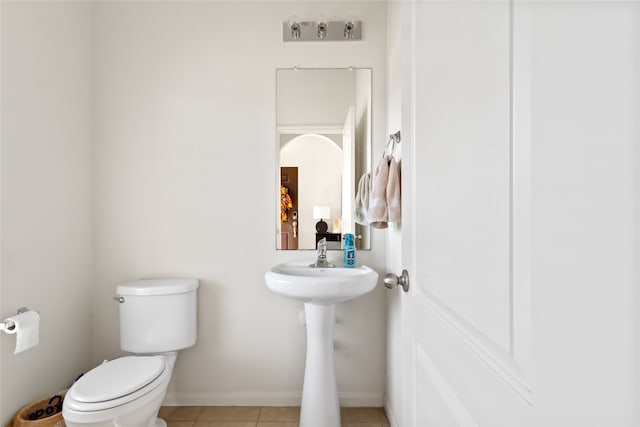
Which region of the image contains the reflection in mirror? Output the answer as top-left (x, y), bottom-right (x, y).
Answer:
top-left (276, 68), bottom-right (372, 250)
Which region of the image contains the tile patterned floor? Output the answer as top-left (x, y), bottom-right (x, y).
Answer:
top-left (159, 406), bottom-right (390, 427)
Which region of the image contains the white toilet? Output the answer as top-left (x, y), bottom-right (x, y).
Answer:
top-left (63, 278), bottom-right (199, 427)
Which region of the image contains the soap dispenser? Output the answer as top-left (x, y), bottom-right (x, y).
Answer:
top-left (344, 233), bottom-right (356, 268)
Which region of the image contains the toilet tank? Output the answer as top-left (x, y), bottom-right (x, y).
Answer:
top-left (116, 278), bottom-right (199, 354)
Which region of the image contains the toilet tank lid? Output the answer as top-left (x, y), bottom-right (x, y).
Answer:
top-left (117, 278), bottom-right (199, 296)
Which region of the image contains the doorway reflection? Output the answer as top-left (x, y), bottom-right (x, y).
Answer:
top-left (280, 134), bottom-right (342, 250)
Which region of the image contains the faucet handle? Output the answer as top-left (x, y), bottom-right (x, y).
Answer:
top-left (317, 237), bottom-right (328, 251)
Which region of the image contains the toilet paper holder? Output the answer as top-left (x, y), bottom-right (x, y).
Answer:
top-left (0, 307), bottom-right (31, 333)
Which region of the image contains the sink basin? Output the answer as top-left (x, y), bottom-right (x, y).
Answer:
top-left (265, 261), bottom-right (378, 304)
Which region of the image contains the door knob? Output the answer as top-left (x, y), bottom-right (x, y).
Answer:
top-left (384, 270), bottom-right (410, 292)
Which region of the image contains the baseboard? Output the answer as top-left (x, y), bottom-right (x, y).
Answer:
top-left (384, 395), bottom-right (400, 427)
top-left (163, 391), bottom-right (384, 407)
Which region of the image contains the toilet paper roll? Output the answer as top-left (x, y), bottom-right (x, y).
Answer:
top-left (4, 310), bottom-right (39, 354)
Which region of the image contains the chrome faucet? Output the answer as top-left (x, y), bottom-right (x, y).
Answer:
top-left (311, 238), bottom-right (335, 268)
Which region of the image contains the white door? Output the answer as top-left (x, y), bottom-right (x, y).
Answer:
top-left (395, 1), bottom-right (640, 426)
top-left (399, 1), bottom-right (533, 425)
top-left (342, 107), bottom-right (355, 236)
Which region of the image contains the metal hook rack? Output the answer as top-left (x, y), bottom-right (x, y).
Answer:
top-left (383, 130), bottom-right (401, 158)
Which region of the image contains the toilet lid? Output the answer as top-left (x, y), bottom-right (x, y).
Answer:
top-left (69, 356), bottom-right (165, 403)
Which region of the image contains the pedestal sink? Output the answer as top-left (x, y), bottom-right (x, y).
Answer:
top-left (265, 262), bottom-right (378, 427)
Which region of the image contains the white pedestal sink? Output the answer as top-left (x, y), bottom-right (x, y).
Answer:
top-left (265, 262), bottom-right (378, 427)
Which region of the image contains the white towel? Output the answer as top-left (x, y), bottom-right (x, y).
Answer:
top-left (387, 157), bottom-right (401, 223)
top-left (354, 173), bottom-right (371, 226)
top-left (369, 156), bottom-right (390, 229)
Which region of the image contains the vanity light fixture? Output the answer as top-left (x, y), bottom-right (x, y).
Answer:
top-left (282, 16), bottom-right (362, 42)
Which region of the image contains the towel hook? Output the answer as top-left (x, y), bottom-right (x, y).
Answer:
top-left (383, 130), bottom-right (401, 159)
top-left (390, 131), bottom-right (401, 144)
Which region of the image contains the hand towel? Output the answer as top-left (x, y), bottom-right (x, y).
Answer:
top-left (387, 157), bottom-right (401, 223)
top-left (354, 172), bottom-right (371, 226)
top-left (369, 156), bottom-right (390, 229)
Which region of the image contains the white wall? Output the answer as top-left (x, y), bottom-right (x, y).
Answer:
top-left (354, 68), bottom-right (372, 247)
top-left (92, 1), bottom-right (387, 405)
top-left (529, 2), bottom-right (640, 423)
top-left (0, 1), bottom-right (93, 424)
top-left (383, 2), bottom-right (402, 424)
top-left (277, 69), bottom-right (355, 127)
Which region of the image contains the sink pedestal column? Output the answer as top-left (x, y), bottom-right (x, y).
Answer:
top-left (300, 303), bottom-right (340, 427)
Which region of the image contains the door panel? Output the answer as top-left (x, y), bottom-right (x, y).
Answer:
top-left (415, 0), bottom-right (512, 352)
top-left (415, 343), bottom-right (478, 427)
top-left (401, 1), bottom-right (534, 425)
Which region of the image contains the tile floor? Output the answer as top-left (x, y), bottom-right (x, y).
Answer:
top-left (159, 406), bottom-right (390, 427)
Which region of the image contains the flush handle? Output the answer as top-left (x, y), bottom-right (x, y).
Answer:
top-left (113, 296), bottom-right (125, 303)
top-left (384, 270), bottom-right (410, 292)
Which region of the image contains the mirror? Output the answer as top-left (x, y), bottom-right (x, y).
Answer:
top-left (276, 68), bottom-right (372, 250)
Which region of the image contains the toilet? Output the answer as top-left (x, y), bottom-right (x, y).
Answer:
top-left (63, 278), bottom-right (199, 427)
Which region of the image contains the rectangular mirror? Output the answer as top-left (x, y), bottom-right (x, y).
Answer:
top-left (276, 68), bottom-right (372, 250)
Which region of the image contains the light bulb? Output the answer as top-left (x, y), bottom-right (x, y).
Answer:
top-left (288, 15), bottom-right (301, 39)
top-left (317, 15), bottom-right (328, 40)
top-left (344, 15), bottom-right (358, 39)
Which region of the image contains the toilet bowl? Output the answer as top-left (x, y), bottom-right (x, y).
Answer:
top-left (63, 279), bottom-right (199, 427)
top-left (63, 354), bottom-right (174, 427)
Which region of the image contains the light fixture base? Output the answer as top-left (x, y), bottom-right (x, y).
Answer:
top-left (283, 20), bottom-right (362, 42)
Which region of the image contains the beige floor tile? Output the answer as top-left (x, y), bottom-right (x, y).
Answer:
top-left (256, 422), bottom-right (298, 427)
top-left (198, 406), bottom-right (261, 421)
top-left (340, 407), bottom-right (382, 423)
top-left (258, 407), bottom-right (300, 422)
top-left (162, 406), bottom-right (205, 421)
top-left (159, 407), bottom-right (174, 418)
top-left (165, 405), bottom-right (387, 426)
top-left (193, 423), bottom-right (257, 427)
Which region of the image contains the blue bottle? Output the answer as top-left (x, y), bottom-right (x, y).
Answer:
top-left (344, 233), bottom-right (356, 268)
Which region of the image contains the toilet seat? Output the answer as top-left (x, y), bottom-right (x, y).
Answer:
top-left (65, 356), bottom-right (169, 412)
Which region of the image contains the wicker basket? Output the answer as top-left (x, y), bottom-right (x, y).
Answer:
top-left (8, 393), bottom-right (65, 427)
